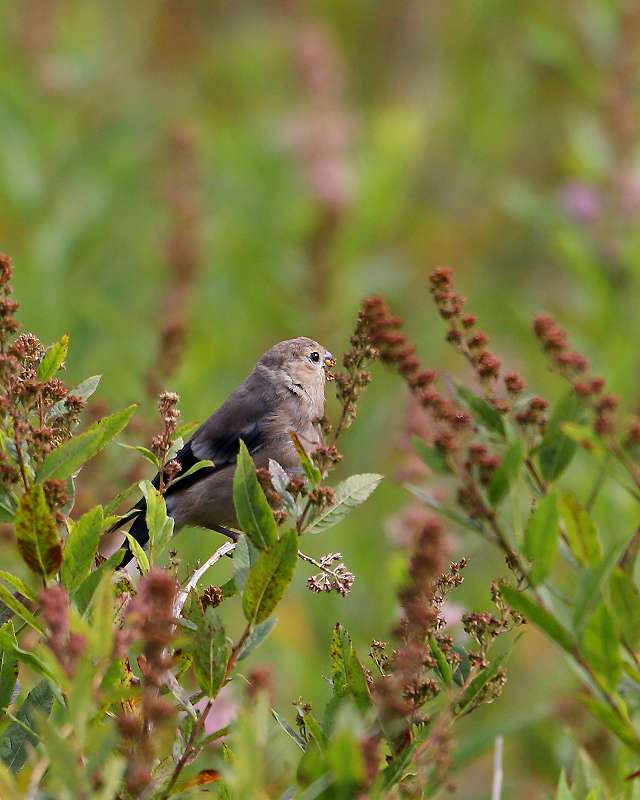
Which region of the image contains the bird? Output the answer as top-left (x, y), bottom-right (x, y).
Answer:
top-left (109, 337), bottom-right (335, 564)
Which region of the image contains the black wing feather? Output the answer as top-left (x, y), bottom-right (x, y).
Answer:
top-left (115, 415), bottom-right (268, 563)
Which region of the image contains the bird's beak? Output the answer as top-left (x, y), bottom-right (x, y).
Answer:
top-left (323, 352), bottom-right (336, 380)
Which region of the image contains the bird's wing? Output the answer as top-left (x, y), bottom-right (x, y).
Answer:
top-left (111, 377), bottom-right (276, 535)
top-left (162, 414), bottom-right (266, 498)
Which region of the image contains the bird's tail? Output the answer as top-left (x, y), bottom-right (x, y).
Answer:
top-left (106, 500), bottom-right (149, 567)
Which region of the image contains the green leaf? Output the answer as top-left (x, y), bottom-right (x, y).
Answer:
top-left (581, 695), bottom-right (640, 755)
top-left (329, 623), bottom-right (370, 713)
top-left (39, 712), bottom-right (89, 796)
top-left (524, 491), bottom-right (559, 585)
top-left (558, 493), bottom-right (602, 567)
top-left (233, 440), bottom-right (278, 550)
top-left (619, 530), bottom-right (640, 578)
top-left (581, 603), bottom-right (622, 692)
top-left (268, 459), bottom-right (296, 512)
top-left (328, 725), bottom-right (365, 789)
top-left (538, 391), bottom-right (582, 481)
top-left (488, 440), bottom-right (523, 506)
top-left (233, 535), bottom-right (257, 592)
top-left (412, 437), bottom-right (451, 475)
top-left (0, 761), bottom-right (17, 797)
top-left (0, 638), bottom-right (18, 713)
top-left (74, 549), bottom-right (124, 613)
top-left (125, 533), bottom-right (149, 574)
top-left (500, 584), bottom-right (575, 655)
top-left (174, 420), bottom-right (200, 440)
top-left (15, 484), bottom-right (62, 578)
top-left (38, 334), bottom-right (69, 381)
top-left (572, 747), bottom-right (607, 800)
top-left (0, 571), bottom-right (35, 601)
top-left (429, 635), bottom-right (453, 687)
top-left (93, 756), bottom-right (126, 800)
top-left (46, 375), bottom-right (101, 421)
top-left (139, 481), bottom-right (173, 564)
top-left (272, 708), bottom-right (306, 751)
top-left (556, 770), bottom-right (575, 800)
top-left (0, 679), bottom-right (53, 773)
top-left (289, 431), bottom-right (322, 484)
top-left (406, 485), bottom-right (483, 532)
top-left (37, 404), bottom-right (138, 482)
top-left (117, 443), bottom-right (159, 468)
top-left (457, 651), bottom-right (508, 713)
top-left (561, 423), bottom-right (606, 460)
top-left (242, 530), bottom-right (298, 626)
top-left (165, 459), bottom-right (214, 490)
top-left (89, 572), bottom-right (114, 662)
top-left (219, 577), bottom-right (238, 599)
top-left (0, 627), bottom-right (55, 681)
top-left (237, 617), bottom-right (277, 661)
top-left (72, 374), bottom-right (102, 402)
top-left (573, 539), bottom-right (627, 630)
top-left (0, 585), bottom-right (43, 633)
top-left (609, 568), bottom-right (640, 650)
top-left (306, 474), bottom-right (383, 534)
top-left (192, 607), bottom-right (229, 696)
top-left (61, 505), bottom-right (104, 591)
top-left (103, 481), bottom-right (139, 517)
top-left (455, 384), bottom-right (506, 437)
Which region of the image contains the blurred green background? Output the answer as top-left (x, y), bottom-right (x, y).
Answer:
top-left (2, 1), bottom-right (640, 796)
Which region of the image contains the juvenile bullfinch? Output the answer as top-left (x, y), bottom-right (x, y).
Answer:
top-left (111, 337), bottom-right (335, 563)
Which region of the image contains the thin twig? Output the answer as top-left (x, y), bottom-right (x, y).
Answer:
top-left (161, 623), bottom-right (251, 798)
top-left (298, 549), bottom-right (340, 579)
top-left (491, 736), bottom-right (504, 800)
top-left (612, 443), bottom-right (640, 491)
top-left (586, 459), bottom-right (608, 512)
top-left (13, 429), bottom-right (29, 492)
top-left (173, 540), bottom-right (236, 617)
top-left (524, 458), bottom-right (546, 495)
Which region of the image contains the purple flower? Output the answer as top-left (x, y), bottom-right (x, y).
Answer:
top-left (559, 182), bottom-right (601, 223)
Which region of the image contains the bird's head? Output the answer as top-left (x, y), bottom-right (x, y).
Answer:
top-left (259, 337), bottom-right (335, 392)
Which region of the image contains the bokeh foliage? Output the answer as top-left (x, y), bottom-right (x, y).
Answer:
top-left (1, 1), bottom-right (640, 796)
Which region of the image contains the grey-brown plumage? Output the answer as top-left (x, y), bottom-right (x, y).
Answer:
top-left (114, 337), bottom-right (334, 562)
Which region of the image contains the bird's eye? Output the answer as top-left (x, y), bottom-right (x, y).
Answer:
top-left (310, 351), bottom-right (320, 363)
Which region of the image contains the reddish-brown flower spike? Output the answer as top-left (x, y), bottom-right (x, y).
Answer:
top-left (596, 394), bottom-right (619, 413)
top-left (378, 331), bottom-right (406, 346)
top-left (529, 396), bottom-right (548, 411)
top-left (504, 372), bottom-right (524, 395)
top-left (399, 355), bottom-right (421, 376)
top-left (467, 331), bottom-right (489, 350)
top-left (246, 665), bottom-right (273, 700)
top-left (476, 351), bottom-right (501, 379)
top-left (461, 314), bottom-right (477, 329)
top-left (0, 253), bottom-right (12, 283)
top-left (429, 266), bottom-right (453, 287)
top-left (448, 410), bottom-right (472, 430)
top-left (594, 415), bottom-right (614, 436)
top-left (467, 444), bottom-right (488, 463)
top-left (433, 431), bottom-right (455, 453)
top-left (533, 314), bottom-right (556, 339)
top-left (572, 381), bottom-right (592, 398)
top-left (626, 420), bottom-right (640, 446)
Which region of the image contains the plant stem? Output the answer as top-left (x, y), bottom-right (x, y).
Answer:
top-left (173, 540), bottom-right (236, 616)
top-left (161, 623), bottom-right (252, 799)
top-left (298, 549), bottom-right (341, 580)
top-left (491, 736), bottom-right (504, 800)
top-left (13, 427), bottom-right (29, 492)
top-left (524, 458), bottom-right (546, 495)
